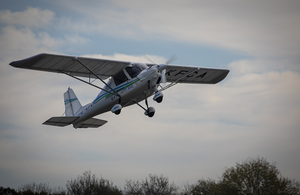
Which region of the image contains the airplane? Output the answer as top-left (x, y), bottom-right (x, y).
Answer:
top-left (10, 53), bottom-right (229, 128)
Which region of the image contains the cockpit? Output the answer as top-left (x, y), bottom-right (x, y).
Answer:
top-left (113, 63), bottom-right (148, 86)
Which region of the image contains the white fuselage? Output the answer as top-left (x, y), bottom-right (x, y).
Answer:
top-left (73, 64), bottom-right (160, 128)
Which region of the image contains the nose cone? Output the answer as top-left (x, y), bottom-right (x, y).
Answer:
top-left (157, 64), bottom-right (166, 72)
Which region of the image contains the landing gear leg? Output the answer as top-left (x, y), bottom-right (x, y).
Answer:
top-left (145, 107), bottom-right (155, 117)
top-left (144, 98), bottom-right (155, 117)
top-left (134, 97), bottom-right (155, 118)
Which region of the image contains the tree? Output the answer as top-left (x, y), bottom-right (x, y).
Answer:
top-left (188, 179), bottom-right (220, 195)
top-left (187, 157), bottom-right (300, 195)
top-left (220, 157), bottom-right (300, 195)
top-left (18, 182), bottom-right (53, 195)
top-left (17, 182), bottom-right (66, 195)
top-left (0, 186), bottom-right (18, 195)
top-left (123, 180), bottom-right (143, 195)
top-left (124, 174), bottom-right (178, 195)
top-left (66, 170), bottom-right (122, 195)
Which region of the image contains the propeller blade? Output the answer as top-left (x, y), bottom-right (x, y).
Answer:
top-left (145, 55), bottom-right (159, 65)
top-left (145, 54), bottom-right (177, 90)
top-left (160, 55), bottom-right (176, 88)
top-left (166, 54), bottom-right (177, 65)
top-left (161, 69), bottom-right (167, 89)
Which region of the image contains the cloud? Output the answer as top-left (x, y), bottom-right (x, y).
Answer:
top-left (120, 0), bottom-right (300, 59)
top-left (0, 8), bottom-right (61, 60)
top-left (2, 55), bottom-right (300, 188)
top-left (58, 0), bottom-right (300, 59)
top-left (137, 57), bottom-right (300, 181)
top-left (9, 1), bottom-right (297, 61)
top-left (65, 34), bottom-right (89, 45)
top-left (0, 7), bottom-right (55, 28)
top-left (1, 2), bottom-right (300, 189)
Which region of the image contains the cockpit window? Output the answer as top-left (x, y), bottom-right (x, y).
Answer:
top-left (125, 63), bottom-right (148, 78)
top-left (113, 70), bottom-right (128, 86)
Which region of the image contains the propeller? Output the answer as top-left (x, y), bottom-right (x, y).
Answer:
top-left (145, 54), bottom-right (176, 89)
top-left (160, 66), bottom-right (167, 89)
top-left (166, 54), bottom-right (177, 65)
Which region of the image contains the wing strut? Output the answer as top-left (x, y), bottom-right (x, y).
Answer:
top-left (75, 57), bottom-right (121, 100)
top-left (59, 70), bottom-right (114, 95)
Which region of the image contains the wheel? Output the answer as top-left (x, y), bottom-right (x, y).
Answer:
top-left (147, 111), bottom-right (155, 117)
top-left (155, 96), bottom-right (163, 103)
top-left (144, 107), bottom-right (155, 117)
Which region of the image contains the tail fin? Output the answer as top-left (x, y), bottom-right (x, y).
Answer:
top-left (64, 87), bottom-right (82, 116)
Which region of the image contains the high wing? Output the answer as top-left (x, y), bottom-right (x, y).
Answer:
top-left (10, 53), bottom-right (229, 85)
top-left (9, 53), bottom-right (131, 80)
top-left (164, 65), bottom-right (229, 85)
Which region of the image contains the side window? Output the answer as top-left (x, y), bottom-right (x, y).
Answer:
top-left (113, 70), bottom-right (128, 86)
top-left (125, 66), bottom-right (135, 78)
top-left (125, 63), bottom-right (146, 78)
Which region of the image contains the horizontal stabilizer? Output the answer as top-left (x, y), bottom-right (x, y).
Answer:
top-left (75, 118), bottom-right (107, 128)
top-left (43, 116), bottom-right (79, 127)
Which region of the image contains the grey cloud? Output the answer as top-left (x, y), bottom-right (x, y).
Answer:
top-left (0, 7), bottom-right (55, 28)
top-left (60, 0), bottom-right (300, 59)
top-left (1, 2), bottom-right (300, 189)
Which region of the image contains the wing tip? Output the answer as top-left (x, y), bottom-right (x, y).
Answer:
top-left (9, 53), bottom-right (48, 68)
top-left (210, 69), bottom-right (230, 84)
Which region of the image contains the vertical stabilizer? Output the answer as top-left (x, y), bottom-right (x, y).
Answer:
top-left (64, 87), bottom-right (82, 116)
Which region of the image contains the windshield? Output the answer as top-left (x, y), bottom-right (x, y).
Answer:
top-left (125, 63), bottom-right (148, 78)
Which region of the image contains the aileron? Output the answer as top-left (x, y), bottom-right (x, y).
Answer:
top-left (164, 65), bottom-right (229, 84)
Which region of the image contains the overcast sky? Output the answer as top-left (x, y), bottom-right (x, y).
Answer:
top-left (1, 0), bottom-right (300, 189)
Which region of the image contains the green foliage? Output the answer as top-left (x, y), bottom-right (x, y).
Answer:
top-left (188, 179), bottom-right (220, 195)
top-left (220, 157), bottom-right (300, 195)
top-left (186, 157), bottom-right (300, 195)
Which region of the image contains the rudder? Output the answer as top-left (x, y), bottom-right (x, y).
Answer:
top-left (64, 87), bottom-right (82, 116)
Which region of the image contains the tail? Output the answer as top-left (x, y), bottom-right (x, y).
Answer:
top-left (64, 87), bottom-right (82, 116)
top-left (43, 87), bottom-right (107, 128)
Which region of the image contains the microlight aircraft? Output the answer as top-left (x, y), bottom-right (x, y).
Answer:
top-left (10, 53), bottom-right (229, 128)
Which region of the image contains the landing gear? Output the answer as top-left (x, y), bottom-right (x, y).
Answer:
top-left (112, 96), bottom-right (156, 117)
top-left (144, 107), bottom-right (155, 117)
top-left (134, 96), bottom-right (156, 118)
top-left (153, 91), bottom-right (163, 103)
top-left (144, 97), bottom-right (155, 117)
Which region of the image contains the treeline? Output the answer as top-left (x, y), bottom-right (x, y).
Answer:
top-left (1, 157), bottom-right (300, 195)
